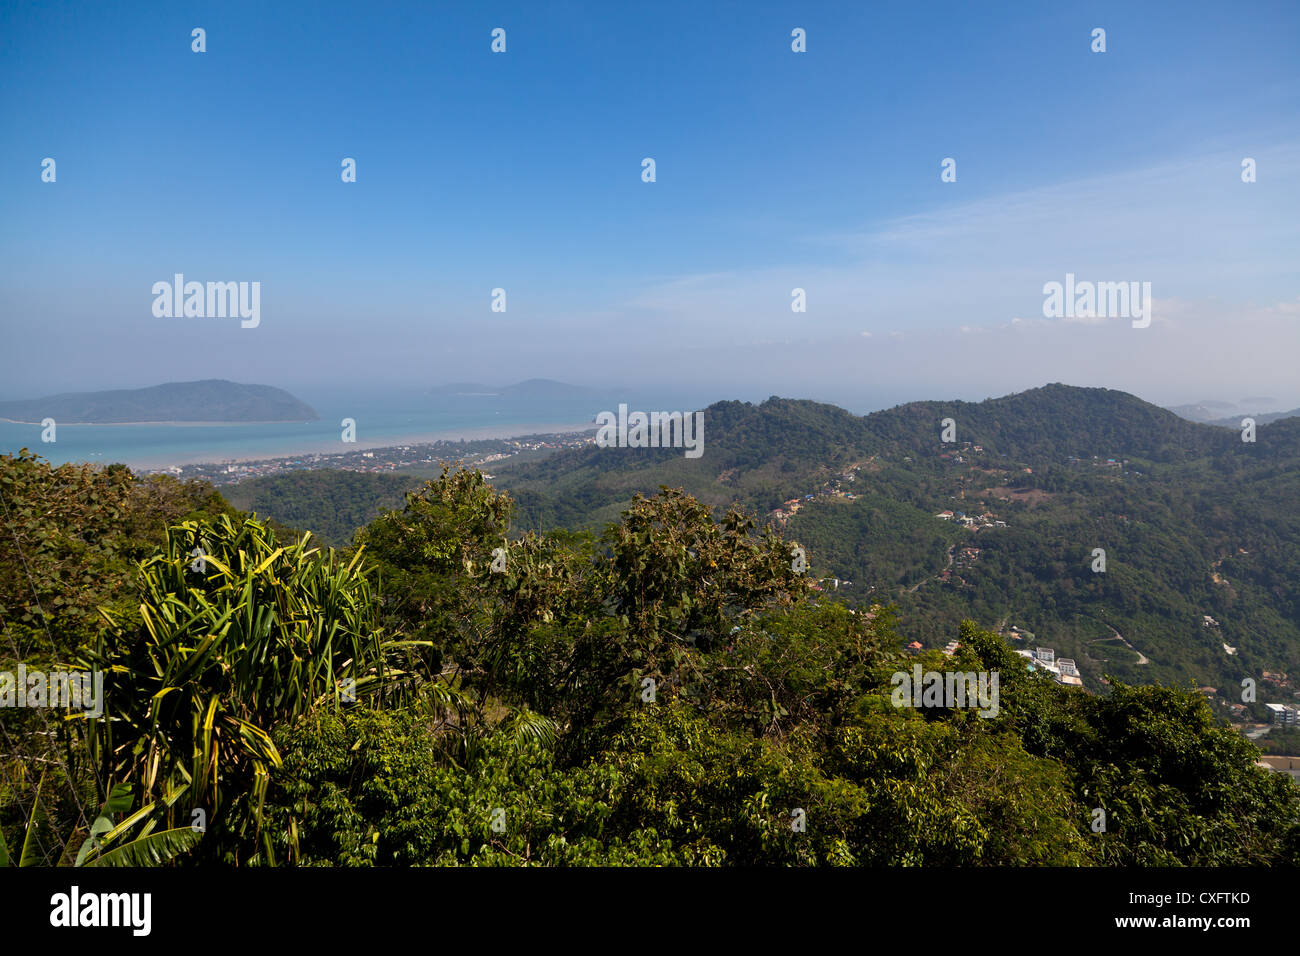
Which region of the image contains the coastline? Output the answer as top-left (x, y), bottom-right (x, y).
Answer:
top-left (133, 421), bottom-right (597, 471)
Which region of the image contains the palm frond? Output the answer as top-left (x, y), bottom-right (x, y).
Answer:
top-left (83, 828), bottom-right (202, 867)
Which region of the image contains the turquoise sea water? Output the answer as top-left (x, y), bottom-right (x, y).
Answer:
top-left (0, 386), bottom-right (724, 470)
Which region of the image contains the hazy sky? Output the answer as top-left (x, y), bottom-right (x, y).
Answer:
top-left (1, 0), bottom-right (1297, 412)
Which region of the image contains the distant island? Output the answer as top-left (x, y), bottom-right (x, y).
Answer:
top-left (0, 380), bottom-right (319, 424)
top-left (1166, 399), bottom-right (1300, 427)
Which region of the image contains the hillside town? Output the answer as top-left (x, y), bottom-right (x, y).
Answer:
top-left (934, 508), bottom-right (1008, 530)
top-left (766, 461), bottom-right (869, 527)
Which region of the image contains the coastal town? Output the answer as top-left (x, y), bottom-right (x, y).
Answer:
top-left (149, 429), bottom-right (597, 487)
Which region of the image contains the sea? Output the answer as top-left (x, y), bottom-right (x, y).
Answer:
top-left (0, 384), bottom-right (770, 471)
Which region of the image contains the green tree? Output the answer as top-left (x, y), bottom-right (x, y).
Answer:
top-left (81, 514), bottom-right (408, 864)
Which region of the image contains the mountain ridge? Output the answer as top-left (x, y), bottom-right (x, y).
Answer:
top-left (202, 382), bottom-right (1300, 701)
top-left (483, 383), bottom-right (1300, 697)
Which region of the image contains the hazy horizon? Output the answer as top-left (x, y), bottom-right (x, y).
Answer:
top-left (3, 1), bottom-right (1298, 418)
top-left (4, 375), bottom-right (1298, 422)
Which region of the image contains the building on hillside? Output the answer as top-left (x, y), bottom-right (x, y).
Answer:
top-left (1037, 660), bottom-right (1062, 679)
top-left (1265, 703), bottom-right (1300, 727)
top-left (1017, 647), bottom-right (1078, 684)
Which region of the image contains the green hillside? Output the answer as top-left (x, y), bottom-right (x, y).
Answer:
top-left (488, 385), bottom-right (1300, 699)
top-left (146, 384), bottom-right (1300, 701)
top-left (3, 449), bottom-right (1297, 868)
top-left (223, 469), bottom-right (425, 545)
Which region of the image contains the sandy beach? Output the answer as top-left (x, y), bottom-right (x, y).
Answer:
top-left (129, 421), bottom-right (597, 470)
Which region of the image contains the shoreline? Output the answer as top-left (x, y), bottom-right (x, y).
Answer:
top-left (129, 421), bottom-right (598, 471)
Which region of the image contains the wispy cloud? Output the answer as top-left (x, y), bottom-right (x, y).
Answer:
top-left (614, 143), bottom-right (1299, 348)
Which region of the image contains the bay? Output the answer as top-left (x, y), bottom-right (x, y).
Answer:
top-left (0, 384), bottom-right (739, 470)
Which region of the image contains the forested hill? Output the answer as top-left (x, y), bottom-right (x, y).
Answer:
top-left (495, 397), bottom-right (877, 529)
top-left (861, 384), bottom-right (1247, 461)
top-left (0, 380), bottom-right (319, 423)
top-left (223, 470), bottom-right (424, 545)
top-left (495, 384), bottom-right (1293, 528)
top-left (5, 448), bottom-right (1298, 867)
top-left (489, 385), bottom-right (1300, 699)
top-left (198, 384), bottom-right (1300, 699)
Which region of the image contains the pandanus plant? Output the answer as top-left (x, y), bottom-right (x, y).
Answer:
top-left (80, 514), bottom-right (422, 864)
top-left (0, 775), bottom-right (202, 867)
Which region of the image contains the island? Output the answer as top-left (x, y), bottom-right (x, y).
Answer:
top-left (0, 380), bottom-right (320, 424)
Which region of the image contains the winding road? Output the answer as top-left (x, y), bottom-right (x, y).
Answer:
top-left (1087, 618), bottom-right (1150, 665)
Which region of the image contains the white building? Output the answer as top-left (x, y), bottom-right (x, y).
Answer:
top-left (1054, 659), bottom-right (1083, 687)
top-left (1265, 703), bottom-right (1299, 727)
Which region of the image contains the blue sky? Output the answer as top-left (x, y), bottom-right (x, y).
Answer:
top-left (1, 0), bottom-right (1297, 410)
